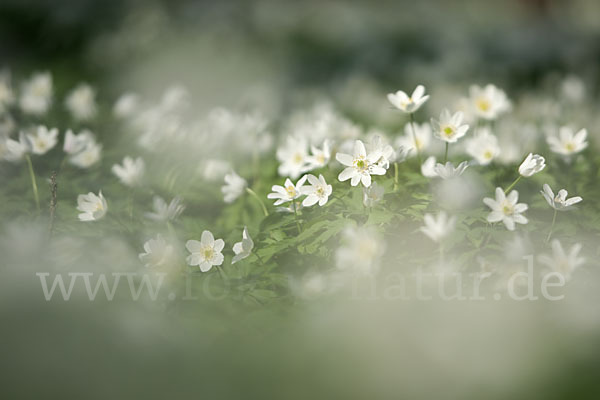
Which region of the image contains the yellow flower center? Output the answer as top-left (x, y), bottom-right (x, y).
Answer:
top-left (476, 98), bottom-right (491, 112)
top-left (502, 203), bottom-right (514, 216)
top-left (293, 153), bottom-right (303, 163)
top-left (316, 187), bottom-right (325, 197)
top-left (354, 157), bottom-right (368, 172)
top-left (565, 142), bottom-right (575, 152)
top-left (443, 126), bottom-right (454, 137)
top-left (203, 247), bottom-right (214, 260)
top-left (285, 185), bottom-right (297, 198)
top-left (483, 150), bottom-right (493, 160)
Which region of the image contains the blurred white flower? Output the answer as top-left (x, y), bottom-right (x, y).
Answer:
top-left (301, 174), bottom-right (332, 207)
top-left (222, 170), bottom-right (247, 203)
top-left (232, 226), bottom-right (254, 264)
top-left (65, 83), bottom-right (97, 121)
top-left (145, 196), bottom-right (185, 222)
top-left (139, 234), bottom-right (174, 268)
top-left (19, 72), bottom-right (52, 115)
top-left (420, 211), bottom-right (456, 243)
top-left (433, 161), bottom-right (469, 179)
top-left (431, 109), bottom-right (469, 143)
top-left (202, 159), bottom-right (230, 181)
top-left (465, 128), bottom-right (500, 165)
top-left (387, 84), bottom-right (429, 113)
top-left (538, 240), bottom-right (584, 281)
top-left (63, 129), bottom-right (95, 154)
top-left (26, 125), bottom-right (58, 155)
top-left (366, 134), bottom-right (395, 169)
top-left (363, 182), bottom-right (385, 207)
top-left (518, 153), bottom-right (545, 177)
top-left (268, 176), bottom-right (307, 205)
top-left (336, 139), bottom-right (386, 187)
top-left (483, 187), bottom-right (528, 231)
top-left (68, 142), bottom-right (102, 168)
top-left (421, 156), bottom-right (438, 178)
top-left (276, 135), bottom-right (309, 179)
top-left (468, 84), bottom-right (510, 120)
top-left (395, 122), bottom-right (431, 155)
top-left (305, 139), bottom-right (331, 170)
top-left (77, 191), bottom-right (107, 222)
top-left (540, 184), bottom-right (582, 211)
top-left (335, 226), bottom-right (384, 275)
top-left (186, 230), bottom-right (225, 272)
top-left (3, 132), bottom-right (29, 162)
top-left (547, 127), bottom-right (587, 156)
top-left (560, 75), bottom-right (585, 103)
top-left (112, 156), bottom-right (145, 187)
top-left (113, 92), bottom-right (140, 118)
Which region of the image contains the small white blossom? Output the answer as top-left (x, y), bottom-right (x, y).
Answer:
top-left (65, 83), bottom-right (97, 121)
top-left (335, 226), bottom-right (384, 275)
top-left (77, 191), bottom-right (107, 221)
top-left (145, 196), bottom-right (185, 222)
top-left (305, 139), bottom-right (331, 170)
top-left (431, 109), bottom-right (469, 143)
top-left (468, 84), bottom-right (511, 120)
top-left (465, 128), bottom-right (500, 165)
top-left (363, 182), bottom-right (385, 207)
top-left (483, 187), bottom-right (528, 231)
top-left (433, 161), bottom-right (469, 179)
top-left (366, 135), bottom-right (395, 169)
top-left (139, 234), bottom-right (174, 268)
top-left (19, 72), bottom-right (52, 115)
top-left (420, 211), bottom-right (456, 243)
top-left (222, 170), bottom-right (247, 203)
top-left (421, 156), bottom-right (438, 178)
top-left (27, 125), bottom-right (58, 155)
top-left (336, 139), bottom-right (386, 187)
top-left (232, 226), bottom-right (254, 264)
top-left (186, 230), bottom-right (225, 272)
top-left (301, 174), bottom-right (332, 207)
top-left (387, 85), bottom-right (429, 113)
top-left (267, 176), bottom-right (307, 205)
top-left (395, 122), bottom-right (431, 155)
top-left (547, 127), bottom-right (587, 156)
top-left (63, 129), bottom-right (95, 154)
top-left (69, 142), bottom-right (102, 168)
top-left (113, 92), bottom-right (140, 118)
top-left (111, 156), bottom-right (145, 187)
top-left (276, 135), bottom-right (309, 179)
top-left (518, 153), bottom-right (546, 177)
top-left (3, 132), bottom-right (29, 162)
top-left (538, 240), bottom-right (584, 281)
top-left (540, 184), bottom-right (582, 211)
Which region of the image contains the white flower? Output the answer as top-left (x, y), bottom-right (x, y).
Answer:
top-left (483, 187), bottom-right (528, 231)
top-left (547, 127), bottom-right (587, 156)
top-left (420, 211), bottom-right (456, 243)
top-left (363, 182), bottom-right (385, 207)
top-left (540, 184), bottom-right (582, 211)
top-left (395, 122), bottom-right (431, 155)
top-left (336, 139), bottom-right (386, 187)
top-left (63, 129), bottom-right (95, 154)
top-left (113, 92), bottom-right (140, 118)
top-left (139, 234), bottom-right (174, 268)
top-left (65, 83), bottom-right (97, 121)
top-left (305, 139), bottom-right (331, 170)
top-left (222, 170), bottom-right (247, 203)
top-left (560, 75), bottom-right (585, 103)
top-left (301, 174), bottom-right (332, 207)
top-left (186, 231), bottom-right (225, 272)
top-left (518, 153), bottom-right (546, 177)
top-left (111, 156), bottom-right (145, 187)
top-left (232, 226), bottom-right (254, 264)
top-left (267, 176), bottom-right (307, 205)
top-left (68, 142), bottom-right (102, 168)
top-left (276, 135), bottom-right (309, 178)
top-left (19, 72), bottom-right (52, 115)
top-left (421, 156), bottom-right (438, 178)
top-left (27, 125), bottom-right (58, 155)
top-left (335, 226), bottom-right (384, 275)
top-left (433, 161), bottom-right (469, 179)
top-left (145, 196), bottom-right (185, 222)
top-left (3, 132), bottom-right (29, 162)
top-left (465, 128), bottom-right (500, 165)
top-left (366, 134), bottom-right (395, 169)
top-left (387, 85), bottom-right (429, 113)
top-left (469, 84), bottom-right (511, 120)
top-left (538, 240), bottom-right (584, 281)
top-left (431, 109), bottom-right (469, 143)
top-left (77, 191), bottom-right (107, 221)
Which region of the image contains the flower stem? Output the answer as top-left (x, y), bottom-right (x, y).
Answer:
top-left (246, 187), bottom-right (269, 217)
top-left (546, 209), bottom-right (558, 243)
top-left (25, 154), bottom-right (40, 212)
top-left (409, 113), bottom-right (422, 165)
top-left (393, 162), bottom-right (399, 191)
top-left (504, 175), bottom-right (522, 194)
top-left (443, 142), bottom-right (449, 164)
top-left (292, 200), bottom-right (302, 234)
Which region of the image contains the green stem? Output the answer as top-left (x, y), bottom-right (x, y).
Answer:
top-left (246, 187), bottom-right (269, 217)
top-left (292, 200), bottom-right (302, 234)
top-left (443, 142), bottom-right (449, 164)
top-left (409, 113), bottom-right (422, 165)
top-left (25, 154), bottom-right (40, 212)
top-left (216, 265), bottom-right (228, 282)
top-left (504, 175), bottom-right (522, 194)
top-left (546, 209), bottom-right (558, 243)
top-left (393, 162), bottom-right (399, 191)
